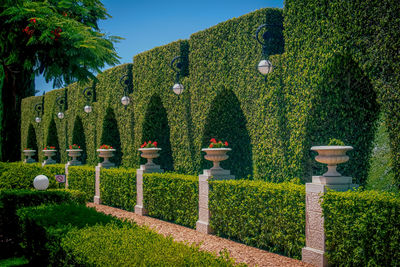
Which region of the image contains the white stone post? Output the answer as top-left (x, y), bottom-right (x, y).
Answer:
top-left (134, 163), bottom-right (163, 216)
top-left (196, 168), bottom-right (234, 234)
top-left (94, 166), bottom-right (101, 204)
top-left (65, 164), bottom-right (69, 189)
top-left (302, 175), bottom-right (356, 266)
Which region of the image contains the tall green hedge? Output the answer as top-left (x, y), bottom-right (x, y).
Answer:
top-left (322, 190), bottom-right (400, 266)
top-left (21, 4), bottom-right (399, 186)
top-left (67, 165), bottom-right (95, 201)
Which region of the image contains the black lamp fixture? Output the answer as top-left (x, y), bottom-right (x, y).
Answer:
top-left (56, 96), bottom-right (66, 119)
top-left (170, 56), bottom-right (184, 95)
top-left (34, 102), bottom-right (43, 123)
top-left (83, 87), bottom-right (94, 113)
top-left (254, 24), bottom-right (280, 76)
top-left (120, 74), bottom-right (130, 108)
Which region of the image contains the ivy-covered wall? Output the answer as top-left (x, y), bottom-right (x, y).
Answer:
top-left (20, 4), bottom-right (398, 185)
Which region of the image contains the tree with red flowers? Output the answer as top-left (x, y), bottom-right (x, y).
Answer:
top-left (0, 0), bottom-right (122, 161)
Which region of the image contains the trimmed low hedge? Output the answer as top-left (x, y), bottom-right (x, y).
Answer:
top-left (62, 223), bottom-right (242, 266)
top-left (17, 203), bottom-right (119, 266)
top-left (100, 167), bottom-right (136, 211)
top-left (322, 189), bottom-right (400, 266)
top-left (144, 173), bottom-right (198, 228)
top-left (0, 189), bottom-right (85, 259)
top-left (0, 162), bottom-right (64, 189)
top-left (67, 165), bottom-right (95, 201)
top-left (209, 180), bottom-right (305, 259)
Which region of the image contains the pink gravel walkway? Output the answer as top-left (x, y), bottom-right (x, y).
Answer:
top-left (87, 203), bottom-right (314, 267)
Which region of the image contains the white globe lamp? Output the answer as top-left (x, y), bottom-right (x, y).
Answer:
top-left (121, 96), bottom-right (130, 106)
top-left (84, 105), bottom-right (92, 113)
top-left (35, 117), bottom-right (41, 123)
top-left (57, 112), bottom-right (64, 119)
top-left (258, 59), bottom-right (273, 75)
top-left (33, 175), bottom-right (49, 190)
top-left (172, 83), bottom-right (184, 95)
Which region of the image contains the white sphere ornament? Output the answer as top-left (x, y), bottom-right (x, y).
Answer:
top-left (57, 112), bottom-right (64, 119)
top-left (35, 117), bottom-right (41, 123)
top-left (33, 175), bottom-right (49, 190)
top-left (121, 96), bottom-right (130, 106)
top-left (258, 59), bottom-right (273, 75)
top-left (84, 105), bottom-right (92, 113)
top-left (172, 83), bottom-right (184, 95)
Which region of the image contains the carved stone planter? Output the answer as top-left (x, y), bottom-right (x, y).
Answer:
top-left (97, 149), bottom-right (116, 168)
top-left (202, 148), bottom-right (231, 170)
top-left (66, 149), bottom-right (83, 166)
top-left (23, 150), bottom-right (36, 163)
top-left (311, 146), bottom-right (353, 177)
top-left (42, 150), bottom-right (57, 166)
top-left (138, 148), bottom-right (161, 169)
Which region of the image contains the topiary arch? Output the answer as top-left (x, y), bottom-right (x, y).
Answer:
top-left (71, 116), bottom-right (87, 164)
top-left (46, 119), bottom-right (60, 163)
top-left (100, 107), bottom-right (122, 166)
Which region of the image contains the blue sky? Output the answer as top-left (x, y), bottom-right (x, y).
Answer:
top-left (35, 0), bottom-right (284, 93)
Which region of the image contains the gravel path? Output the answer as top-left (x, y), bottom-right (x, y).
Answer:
top-left (87, 203), bottom-right (313, 267)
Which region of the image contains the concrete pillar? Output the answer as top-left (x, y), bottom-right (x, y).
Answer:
top-left (196, 168), bottom-right (234, 234)
top-left (134, 163), bottom-right (163, 216)
top-left (302, 175), bottom-right (356, 266)
top-left (94, 166), bottom-right (101, 204)
top-left (65, 164), bottom-right (69, 189)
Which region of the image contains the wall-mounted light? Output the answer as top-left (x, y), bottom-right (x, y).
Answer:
top-left (83, 87), bottom-right (93, 113)
top-left (170, 56), bottom-right (184, 95)
top-left (120, 74), bottom-right (130, 108)
top-left (254, 24), bottom-right (280, 76)
top-left (56, 96), bottom-right (66, 119)
top-left (34, 103), bottom-right (43, 123)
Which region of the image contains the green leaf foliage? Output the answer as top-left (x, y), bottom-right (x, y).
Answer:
top-left (209, 180), bottom-right (305, 259)
top-left (0, 162), bottom-right (64, 189)
top-left (61, 223), bottom-right (242, 267)
top-left (100, 167), bottom-right (136, 211)
top-left (0, 189), bottom-right (85, 258)
top-left (143, 173), bottom-right (199, 228)
top-left (67, 165), bottom-right (95, 202)
top-left (322, 190), bottom-right (400, 266)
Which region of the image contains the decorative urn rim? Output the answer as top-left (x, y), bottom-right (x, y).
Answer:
top-left (66, 149), bottom-right (83, 152)
top-left (23, 150), bottom-right (36, 152)
top-left (97, 149), bottom-right (116, 152)
top-left (311, 145), bottom-right (353, 151)
top-left (42, 149), bottom-right (57, 152)
top-left (201, 148), bottom-right (232, 152)
top-left (138, 148), bottom-right (161, 151)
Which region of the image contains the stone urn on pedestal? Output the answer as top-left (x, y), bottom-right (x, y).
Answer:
top-left (138, 147), bottom-right (162, 170)
top-left (23, 150), bottom-right (36, 163)
top-left (42, 148), bottom-right (57, 166)
top-left (97, 147), bottom-right (116, 168)
top-left (202, 147), bottom-right (234, 179)
top-left (66, 149), bottom-right (83, 166)
top-left (311, 145), bottom-right (354, 190)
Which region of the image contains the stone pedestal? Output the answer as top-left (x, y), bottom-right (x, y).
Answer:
top-left (94, 166), bottom-right (101, 204)
top-left (134, 164), bottom-right (163, 216)
top-left (302, 176), bottom-right (356, 266)
top-left (196, 168), bottom-right (234, 234)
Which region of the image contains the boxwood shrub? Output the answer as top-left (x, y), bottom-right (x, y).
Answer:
top-left (61, 223), bottom-right (242, 267)
top-left (0, 189), bottom-right (85, 258)
top-left (0, 162), bottom-right (64, 189)
top-left (143, 173), bottom-right (198, 228)
top-left (67, 165), bottom-right (95, 202)
top-left (322, 189), bottom-right (400, 266)
top-left (209, 180), bottom-right (305, 259)
top-left (100, 167), bottom-right (136, 211)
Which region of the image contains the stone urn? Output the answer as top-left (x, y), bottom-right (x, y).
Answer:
top-left (139, 148), bottom-right (161, 168)
top-left (23, 150), bottom-right (36, 163)
top-left (311, 146), bottom-right (353, 177)
top-left (97, 149), bottom-right (116, 168)
top-left (42, 149), bottom-right (57, 165)
top-left (202, 148), bottom-right (231, 170)
top-left (66, 149), bottom-right (83, 166)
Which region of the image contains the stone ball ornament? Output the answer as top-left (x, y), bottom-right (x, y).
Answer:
top-left (33, 175), bottom-right (49, 190)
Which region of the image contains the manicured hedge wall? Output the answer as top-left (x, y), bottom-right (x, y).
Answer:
top-left (67, 165), bottom-right (95, 201)
top-left (100, 167), bottom-right (136, 211)
top-left (209, 180), bottom-right (305, 259)
top-left (143, 173), bottom-right (198, 228)
top-left (0, 162), bottom-right (64, 189)
top-left (21, 4), bottom-right (398, 185)
top-left (322, 190), bottom-right (400, 266)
